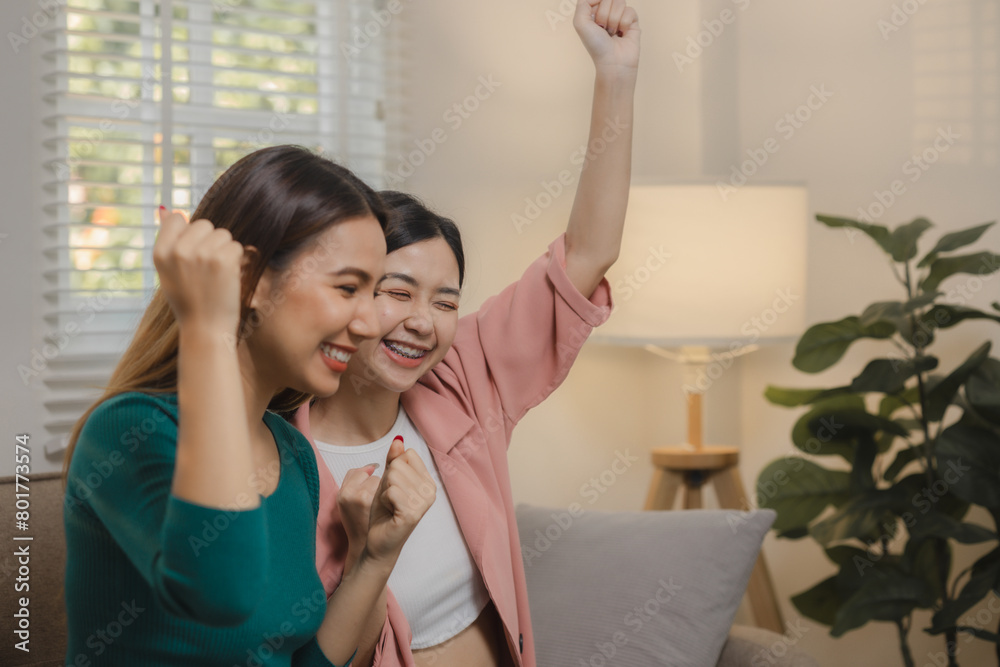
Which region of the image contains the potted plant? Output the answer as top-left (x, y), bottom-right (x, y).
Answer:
top-left (757, 215), bottom-right (1000, 666)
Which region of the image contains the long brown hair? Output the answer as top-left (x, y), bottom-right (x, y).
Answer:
top-left (64, 145), bottom-right (387, 474)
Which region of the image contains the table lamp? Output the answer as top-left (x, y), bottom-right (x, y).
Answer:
top-left (592, 182), bottom-right (809, 632)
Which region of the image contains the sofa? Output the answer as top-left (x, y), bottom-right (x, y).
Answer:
top-left (1, 473), bottom-right (817, 666)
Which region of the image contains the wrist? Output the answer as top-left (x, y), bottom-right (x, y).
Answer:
top-left (178, 319), bottom-right (240, 349)
top-left (356, 546), bottom-right (397, 578)
top-left (594, 64), bottom-right (639, 86)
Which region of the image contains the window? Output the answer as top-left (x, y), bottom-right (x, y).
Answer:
top-left (36, 0), bottom-right (402, 453)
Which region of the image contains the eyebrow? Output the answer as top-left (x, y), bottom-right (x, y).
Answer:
top-left (381, 272), bottom-right (462, 298)
top-left (330, 267), bottom-right (374, 284)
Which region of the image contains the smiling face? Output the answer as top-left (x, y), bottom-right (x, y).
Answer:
top-left (349, 237), bottom-right (462, 394)
top-left (244, 215), bottom-right (387, 398)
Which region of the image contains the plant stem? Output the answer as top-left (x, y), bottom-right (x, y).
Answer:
top-left (897, 617), bottom-right (916, 667)
top-left (903, 261), bottom-right (960, 666)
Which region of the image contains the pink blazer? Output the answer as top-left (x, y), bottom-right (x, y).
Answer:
top-left (291, 235), bottom-right (613, 667)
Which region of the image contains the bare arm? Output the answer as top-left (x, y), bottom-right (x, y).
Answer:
top-left (313, 439), bottom-right (436, 665)
top-left (564, 0), bottom-right (640, 298)
top-left (153, 208), bottom-right (259, 510)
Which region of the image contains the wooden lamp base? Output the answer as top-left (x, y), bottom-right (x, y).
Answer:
top-left (643, 390), bottom-right (785, 634)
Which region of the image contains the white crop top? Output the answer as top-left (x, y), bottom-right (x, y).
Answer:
top-left (314, 407), bottom-right (491, 649)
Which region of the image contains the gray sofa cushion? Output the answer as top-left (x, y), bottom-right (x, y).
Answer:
top-left (516, 505), bottom-right (776, 667)
top-left (718, 624), bottom-right (819, 667)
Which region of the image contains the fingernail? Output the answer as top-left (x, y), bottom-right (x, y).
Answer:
top-left (393, 436), bottom-right (404, 445)
top-left (159, 205), bottom-right (166, 210)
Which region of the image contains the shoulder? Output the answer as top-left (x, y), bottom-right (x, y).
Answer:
top-left (265, 410), bottom-right (313, 460)
top-left (75, 391), bottom-right (179, 458)
top-left (265, 411), bottom-right (321, 516)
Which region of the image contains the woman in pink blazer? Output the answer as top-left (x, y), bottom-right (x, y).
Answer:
top-left (290, 1), bottom-right (640, 665)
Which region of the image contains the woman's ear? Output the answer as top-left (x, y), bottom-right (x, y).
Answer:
top-left (242, 246), bottom-right (269, 310)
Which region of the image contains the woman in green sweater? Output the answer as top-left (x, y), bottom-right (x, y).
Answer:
top-left (63, 146), bottom-right (436, 666)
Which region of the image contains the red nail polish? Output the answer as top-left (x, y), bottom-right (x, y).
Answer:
top-left (159, 205), bottom-right (166, 211)
top-left (393, 436), bottom-right (404, 445)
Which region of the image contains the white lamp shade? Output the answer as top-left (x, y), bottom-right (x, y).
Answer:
top-left (595, 184), bottom-right (809, 347)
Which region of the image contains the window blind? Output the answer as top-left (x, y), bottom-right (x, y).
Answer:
top-left (36, 0), bottom-right (403, 455)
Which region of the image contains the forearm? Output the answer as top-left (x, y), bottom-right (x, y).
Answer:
top-left (341, 544), bottom-right (388, 667)
top-left (564, 69), bottom-right (637, 297)
top-left (314, 552), bottom-right (394, 666)
top-left (172, 324), bottom-right (258, 510)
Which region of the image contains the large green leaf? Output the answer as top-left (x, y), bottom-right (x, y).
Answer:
top-left (859, 301), bottom-right (905, 328)
top-left (929, 547), bottom-right (1000, 634)
top-left (809, 490), bottom-right (901, 546)
top-left (831, 566), bottom-right (935, 636)
top-left (901, 537), bottom-right (947, 602)
top-left (816, 215), bottom-right (894, 255)
top-left (907, 511), bottom-right (997, 544)
top-left (850, 434), bottom-right (878, 492)
top-left (878, 386), bottom-right (921, 418)
top-left (918, 304), bottom-right (1000, 333)
top-left (794, 317), bottom-right (897, 373)
top-left (894, 473), bottom-right (970, 522)
top-left (825, 544), bottom-right (870, 567)
top-left (918, 222), bottom-right (996, 268)
top-left (884, 445), bottom-right (924, 481)
top-left (791, 395), bottom-right (909, 461)
top-left (966, 358), bottom-right (1000, 425)
top-left (792, 575), bottom-right (842, 627)
top-left (889, 217), bottom-right (934, 262)
top-left (764, 386), bottom-right (850, 407)
top-left (935, 421), bottom-right (1000, 507)
top-left (849, 356), bottom-right (939, 395)
top-left (919, 251), bottom-right (1000, 292)
top-left (903, 292), bottom-right (942, 311)
top-left (925, 342), bottom-right (992, 421)
top-left (757, 458), bottom-right (851, 532)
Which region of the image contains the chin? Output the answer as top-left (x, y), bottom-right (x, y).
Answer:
top-left (306, 375), bottom-right (343, 399)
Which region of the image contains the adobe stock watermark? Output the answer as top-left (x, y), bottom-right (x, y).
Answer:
top-left (673, 0), bottom-right (753, 73)
top-left (66, 600), bottom-right (145, 664)
top-left (63, 412), bottom-right (166, 513)
top-left (235, 588), bottom-right (330, 667)
top-left (50, 66), bottom-right (160, 182)
top-left (521, 449), bottom-right (639, 566)
top-left (750, 618), bottom-right (810, 667)
top-left (340, 0), bottom-right (412, 61)
top-left (852, 458), bottom-right (971, 576)
top-left (384, 74), bottom-right (502, 187)
top-left (510, 116), bottom-right (629, 234)
top-left (191, 111), bottom-right (295, 205)
top-left (612, 245), bottom-right (672, 303)
top-left (18, 272), bottom-right (131, 385)
top-left (877, 0), bottom-right (929, 40)
top-left (717, 85), bottom-right (834, 201)
top-left (544, 0), bottom-right (579, 30)
top-left (683, 287), bottom-right (800, 394)
top-left (850, 127), bottom-right (960, 228)
top-left (926, 589), bottom-right (1000, 666)
top-left (7, 0), bottom-right (65, 54)
top-left (579, 577), bottom-right (684, 667)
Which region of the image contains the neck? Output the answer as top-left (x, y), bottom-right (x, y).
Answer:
top-left (310, 366), bottom-right (402, 446)
top-left (236, 343), bottom-right (281, 438)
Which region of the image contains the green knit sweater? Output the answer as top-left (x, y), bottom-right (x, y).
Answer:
top-left (64, 392), bottom-right (347, 667)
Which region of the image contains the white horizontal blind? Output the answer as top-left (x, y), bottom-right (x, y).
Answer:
top-left (37, 0), bottom-right (403, 454)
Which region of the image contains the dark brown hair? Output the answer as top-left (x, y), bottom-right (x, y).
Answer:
top-left (64, 146), bottom-right (387, 473)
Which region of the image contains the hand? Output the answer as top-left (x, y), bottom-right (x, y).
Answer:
top-left (574, 0), bottom-right (640, 74)
top-left (363, 437), bottom-right (436, 565)
top-left (338, 463), bottom-right (381, 554)
top-left (152, 207), bottom-right (246, 333)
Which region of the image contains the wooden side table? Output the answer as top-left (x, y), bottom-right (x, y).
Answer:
top-left (643, 393), bottom-right (785, 634)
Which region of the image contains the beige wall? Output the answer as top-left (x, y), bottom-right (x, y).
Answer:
top-left (402, 1), bottom-right (1000, 666)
